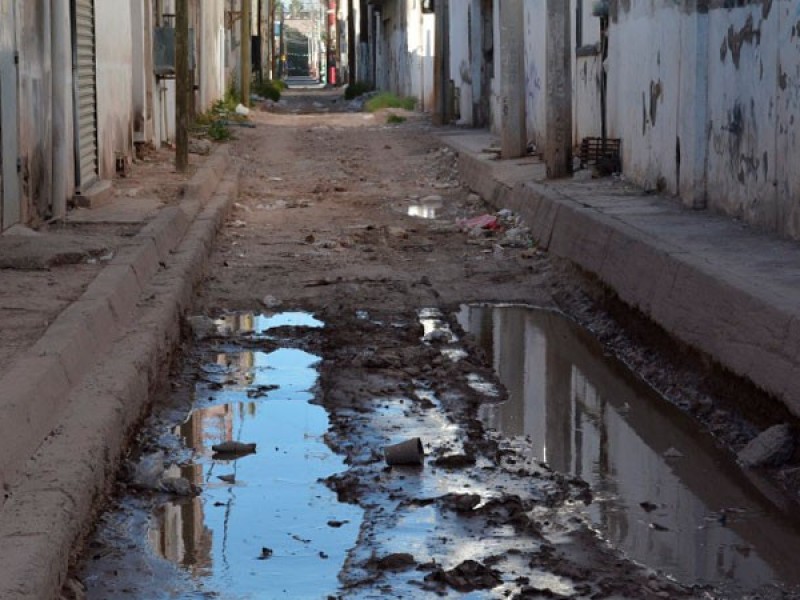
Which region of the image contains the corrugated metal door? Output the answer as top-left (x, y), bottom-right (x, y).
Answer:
top-left (72, 0), bottom-right (98, 192)
top-left (0, 0), bottom-right (20, 229)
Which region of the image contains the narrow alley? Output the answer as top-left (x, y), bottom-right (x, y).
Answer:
top-left (69, 88), bottom-right (800, 600)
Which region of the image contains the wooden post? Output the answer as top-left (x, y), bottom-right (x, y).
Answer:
top-left (175, 0), bottom-right (189, 172)
top-left (241, 0), bottom-right (252, 103)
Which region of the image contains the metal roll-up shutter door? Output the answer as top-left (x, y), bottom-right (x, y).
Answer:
top-left (73, 0), bottom-right (98, 191)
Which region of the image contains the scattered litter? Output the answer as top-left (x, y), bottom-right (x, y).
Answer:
top-left (663, 447), bottom-right (684, 459)
top-left (384, 437), bottom-right (425, 466)
top-left (235, 103), bottom-right (250, 116)
top-left (258, 547), bottom-right (273, 560)
top-left (212, 441), bottom-right (257, 458)
top-left (458, 214), bottom-right (500, 232)
top-left (217, 474), bottom-right (236, 484)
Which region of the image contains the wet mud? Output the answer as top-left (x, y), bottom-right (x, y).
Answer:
top-left (69, 90), bottom-right (800, 600)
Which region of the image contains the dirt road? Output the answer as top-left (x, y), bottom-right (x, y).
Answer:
top-left (71, 89), bottom-right (800, 599)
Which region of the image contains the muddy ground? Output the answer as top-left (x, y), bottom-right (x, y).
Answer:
top-left (69, 88), bottom-right (800, 599)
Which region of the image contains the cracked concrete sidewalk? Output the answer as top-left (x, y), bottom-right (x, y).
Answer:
top-left (442, 129), bottom-right (800, 418)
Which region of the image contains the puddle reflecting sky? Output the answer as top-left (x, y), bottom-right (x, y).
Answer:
top-left (408, 198), bottom-right (442, 219)
top-left (458, 304), bottom-right (800, 594)
top-left (214, 312), bottom-right (324, 336)
top-left (148, 347), bottom-right (361, 599)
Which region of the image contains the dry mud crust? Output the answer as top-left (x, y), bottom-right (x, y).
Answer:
top-left (317, 309), bottom-right (699, 599)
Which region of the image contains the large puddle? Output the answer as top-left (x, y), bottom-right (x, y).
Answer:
top-left (143, 315), bottom-right (361, 598)
top-left (458, 304), bottom-right (800, 595)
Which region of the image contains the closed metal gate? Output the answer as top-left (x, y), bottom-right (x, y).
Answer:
top-left (72, 0), bottom-right (98, 192)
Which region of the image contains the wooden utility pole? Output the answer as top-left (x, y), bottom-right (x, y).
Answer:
top-left (175, 0), bottom-right (189, 172)
top-left (241, 0), bottom-right (252, 103)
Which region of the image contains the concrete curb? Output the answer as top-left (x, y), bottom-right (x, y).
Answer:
top-left (0, 148), bottom-right (239, 599)
top-left (444, 134), bottom-right (800, 417)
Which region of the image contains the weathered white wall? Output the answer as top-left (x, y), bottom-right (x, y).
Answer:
top-left (448, 1), bottom-right (472, 124)
top-left (371, 0), bottom-right (434, 112)
top-left (95, 0), bottom-right (135, 179)
top-left (198, 0), bottom-right (225, 112)
top-left (607, 1), bottom-right (800, 239)
top-left (606, 3), bottom-right (682, 193)
top-left (523, 0), bottom-right (546, 148)
top-left (489, 0), bottom-right (500, 133)
top-left (15, 0), bottom-right (53, 221)
top-left (405, 2), bottom-right (434, 112)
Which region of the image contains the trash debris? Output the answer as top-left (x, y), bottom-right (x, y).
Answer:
top-left (235, 103), bottom-right (250, 116)
top-left (458, 214), bottom-right (501, 232)
top-left (663, 447), bottom-right (684, 459)
top-left (640, 501), bottom-right (658, 512)
top-left (327, 520), bottom-right (349, 528)
top-left (212, 441), bottom-right (257, 459)
top-left (258, 547), bottom-right (273, 560)
top-left (217, 474), bottom-right (236, 484)
top-left (384, 437), bottom-right (425, 466)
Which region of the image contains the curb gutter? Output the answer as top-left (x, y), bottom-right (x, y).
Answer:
top-left (444, 134), bottom-right (800, 417)
top-left (0, 148), bottom-right (239, 599)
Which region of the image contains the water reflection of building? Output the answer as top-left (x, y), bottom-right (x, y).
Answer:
top-left (150, 363), bottom-right (259, 573)
top-left (214, 314), bottom-right (256, 336)
top-left (458, 305), bottom-right (800, 590)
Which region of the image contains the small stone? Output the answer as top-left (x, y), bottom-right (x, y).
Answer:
top-left (376, 552), bottom-right (416, 571)
top-left (158, 477), bottom-right (197, 497)
top-left (261, 295), bottom-right (281, 309)
top-left (212, 441), bottom-right (257, 457)
top-left (186, 315), bottom-right (217, 340)
top-left (663, 447), bottom-right (684, 459)
top-left (259, 547), bottom-right (273, 560)
top-left (326, 520), bottom-right (349, 528)
top-left (738, 424), bottom-right (795, 467)
top-left (188, 138), bottom-right (212, 155)
top-left (441, 493), bottom-right (482, 512)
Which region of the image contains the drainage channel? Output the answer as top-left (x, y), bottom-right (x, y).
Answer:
top-left (80, 312), bottom-right (361, 599)
top-left (455, 304), bottom-right (800, 596)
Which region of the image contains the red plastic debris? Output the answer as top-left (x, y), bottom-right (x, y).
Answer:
top-left (459, 214), bottom-right (501, 231)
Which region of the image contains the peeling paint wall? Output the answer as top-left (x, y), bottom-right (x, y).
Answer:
top-left (609, 0), bottom-right (800, 239)
top-left (607, 2), bottom-right (683, 194)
